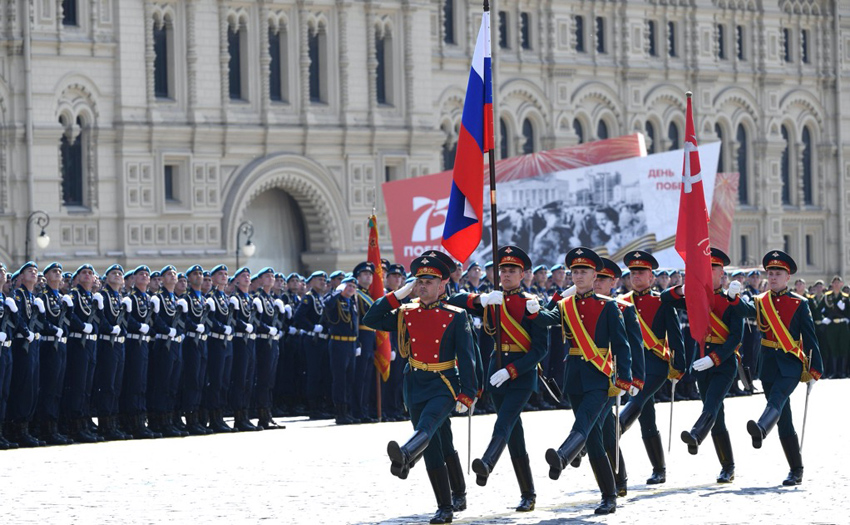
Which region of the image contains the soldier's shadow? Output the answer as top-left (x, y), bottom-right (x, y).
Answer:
top-left (623, 482), bottom-right (792, 504)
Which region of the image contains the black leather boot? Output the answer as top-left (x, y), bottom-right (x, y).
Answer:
top-left (606, 447), bottom-right (628, 496)
top-left (681, 411), bottom-right (716, 455)
top-left (545, 430), bottom-right (585, 480)
top-left (444, 450), bottom-right (467, 512)
top-left (619, 401), bottom-right (642, 435)
top-left (335, 404), bottom-right (356, 426)
top-left (234, 410), bottom-right (261, 432)
top-left (712, 431), bottom-right (735, 483)
top-left (44, 420), bottom-right (74, 445)
top-left (570, 446), bottom-right (586, 468)
top-left (511, 454), bottom-right (536, 512)
top-left (209, 410), bottom-right (234, 433)
top-left (72, 418), bottom-right (101, 443)
top-left (0, 422), bottom-right (19, 449)
top-left (643, 431), bottom-right (666, 484)
top-left (172, 412), bottom-right (187, 432)
top-left (426, 464), bottom-right (454, 524)
top-left (780, 434), bottom-right (804, 486)
top-left (14, 421), bottom-right (45, 447)
top-left (132, 414), bottom-right (158, 439)
top-left (589, 455), bottom-right (617, 514)
top-left (471, 436), bottom-right (506, 486)
top-left (747, 405), bottom-right (780, 449)
top-left (387, 430), bottom-right (430, 479)
top-left (156, 413), bottom-right (184, 438)
top-left (184, 412), bottom-right (207, 435)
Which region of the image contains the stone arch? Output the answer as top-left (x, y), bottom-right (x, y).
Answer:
top-left (713, 86), bottom-right (760, 128)
top-left (570, 81), bottom-right (623, 125)
top-left (779, 89), bottom-right (825, 127)
top-left (152, 3), bottom-right (176, 28)
top-left (223, 153), bottom-right (348, 255)
top-left (226, 7), bottom-right (249, 30)
top-left (54, 74), bottom-right (100, 125)
top-left (268, 10), bottom-right (290, 32)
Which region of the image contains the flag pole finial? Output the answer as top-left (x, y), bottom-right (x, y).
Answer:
top-left (686, 91), bottom-right (693, 98)
top-left (483, 1), bottom-right (490, 12)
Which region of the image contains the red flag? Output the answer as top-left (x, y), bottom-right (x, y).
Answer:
top-left (675, 92), bottom-right (713, 354)
top-left (368, 214), bottom-right (392, 382)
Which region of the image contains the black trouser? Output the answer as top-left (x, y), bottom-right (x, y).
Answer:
top-left (36, 341), bottom-right (67, 422)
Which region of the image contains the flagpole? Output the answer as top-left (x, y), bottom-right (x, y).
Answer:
top-left (483, 0), bottom-right (502, 370)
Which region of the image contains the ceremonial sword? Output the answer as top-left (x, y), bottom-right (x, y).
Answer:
top-left (800, 347), bottom-right (814, 451)
top-left (668, 349), bottom-right (678, 453)
top-left (614, 356), bottom-right (620, 475)
top-left (467, 399), bottom-right (475, 475)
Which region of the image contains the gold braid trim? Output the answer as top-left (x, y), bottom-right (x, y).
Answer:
top-left (397, 311), bottom-right (411, 359)
top-left (438, 372), bottom-right (456, 399)
top-left (483, 306), bottom-right (496, 337)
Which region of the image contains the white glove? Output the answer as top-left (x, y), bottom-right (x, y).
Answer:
top-left (617, 388), bottom-right (627, 397)
top-left (122, 296), bottom-right (132, 313)
top-left (0, 332), bottom-right (6, 343)
top-left (229, 296), bottom-right (239, 310)
top-left (111, 325), bottom-right (120, 335)
top-left (693, 355), bottom-right (715, 372)
top-left (822, 318), bottom-right (832, 325)
top-left (563, 285), bottom-right (577, 298)
top-left (177, 298), bottom-right (189, 313)
top-left (335, 283), bottom-right (346, 293)
top-left (839, 300), bottom-right (846, 311)
top-left (274, 299), bottom-right (285, 313)
top-left (288, 326), bottom-right (297, 335)
top-left (150, 295), bottom-right (161, 314)
top-left (727, 281), bottom-right (741, 299)
top-left (391, 350), bottom-right (396, 361)
top-left (490, 368), bottom-right (511, 387)
top-left (26, 331), bottom-right (35, 343)
top-left (526, 297), bottom-right (540, 314)
top-left (205, 297), bottom-right (216, 311)
top-left (394, 280), bottom-right (415, 300)
top-left (140, 323), bottom-right (150, 335)
top-left (480, 290), bottom-right (504, 307)
top-left (4, 297), bottom-right (18, 313)
top-left (168, 328), bottom-right (177, 338)
top-left (472, 317), bottom-right (482, 329)
top-left (34, 297), bottom-right (46, 314)
top-left (252, 297), bottom-right (263, 313)
top-left (224, 326), bottom-right (233, 336)
top-left (83, 323), bottom-right (93, 334)
top-left (629, 384), bottom-right (640, 397)
top-left (313, 324), bottom-right (323, 333)
top-left (93, 294), bottom-right (104, 309)
top-left (681, 284), bottom-right (686, 296)
top-left (195, 324), bottom-right (205, 334)
top-left (62, 295), bottom-right (74, 308)
top-left (455, 401), bottom-right (468, 414)
top-left (245, 323), bottom-right (254, 334)
top-left (269, 327), bottom-right (279, 336)
top-left (55, 328), bottom-right (64, 339)
top-left (285, 304), bottom-right (292, 319)
top-left (355, 346), bottom-right (362, 357)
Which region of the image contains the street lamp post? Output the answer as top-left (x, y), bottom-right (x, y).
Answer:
top-left (25, 210), bottom-right (50, 262)
top-left (235, 220), bottom-right (256, 268)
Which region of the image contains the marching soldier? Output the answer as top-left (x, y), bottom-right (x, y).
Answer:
top-left (228, 267), bottom-right (261, 431)
top-left (616, 250), bottom-right (686, 486)
top-left (180, 265), bottom-right (213, 435)
top-left (293, 271), bottom-right (331, 420)
top-left (363, 256), bottom-right (477, 525)
top-left (0, 263), bottom-right (18, 449)
top-left (820, 276), bottom-right (849, 378)
top-left (539, 247), bottom-right (632, 515)
top-left (546, 264), bottom-right (570, 410)
top-left (204, 265), bottom-right (235, 433)
top-left (738, 250), bottom-right (823, 486)
top-left (34, 262), bottom-right (72, 445)
top-left (322, 276), bottom-right (359, 425)
top-left (662, 248), bottom-right (744, 483)
top-left (352, 262), bottom-right (377, 423)
top-left (252, 267), bottom-right (283, 429)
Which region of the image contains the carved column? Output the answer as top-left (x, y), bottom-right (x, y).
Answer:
top-left (186, 0), bottom-right (198, 121)
top-left (218, 1), bottom-right (230, 123)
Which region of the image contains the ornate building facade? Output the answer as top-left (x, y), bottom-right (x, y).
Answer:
top-left (0, 0), bottom-right (847, 278)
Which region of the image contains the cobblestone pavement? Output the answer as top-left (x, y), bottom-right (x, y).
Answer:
top-left (2, 379), bottom-right (848, 524)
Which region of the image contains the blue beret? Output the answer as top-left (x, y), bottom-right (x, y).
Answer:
top-left (329, 270), bottom-right (346, 280)
top-left (550, 264), bottom-right (566, 272)
top-left (747, 269), bottom-right (761, 277)
top-left (307, 271), bottom-right (328, 283)
top-left (104, 264), bottom-right (124, 276)
top-left (233, 267), bottom-right (251, 279)
top-left (62, 272), bottom-right (71, 279)
top-left (124, 268), bottom-right (136, 278)
top-left (185, 264), bottom-right (204, 275)
top-left (17, 261), bottom-right (38, 274)
top-left (256, 267), bottom-right (274, 278)
top-left (467, 261), bottom-right (480, 270)
top-left (73, 264), bottom-right (94, 280)
top-left (621, 269), bottom-right (631, 277)
top-left (150, 271), bottom-right (161, 278)
top-left (274, 272), bottom-right (284, 279)
top-left (210, 264), bottom-right (228, 276)
top-left (404, 276), bottom-right (416, 284)
top-left (286, 272), bottom-right (302, 282)
top-left (483, 261), bottom-right (494, 269)
top-left (532, 264), bottom-right (548, 275)
top-left (341, 276), bottom-right (357, 285)
top-left (43, 262), bottom-right (63, 273)
top-left (160, 265), bottom-right (177, 275)
top-left (177, 273), bottom-right (186, 280)
top-left (203, 271), bottom-right (210, 277)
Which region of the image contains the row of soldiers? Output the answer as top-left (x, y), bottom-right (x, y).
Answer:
top-left (366, 246), bottom-right (822, 524)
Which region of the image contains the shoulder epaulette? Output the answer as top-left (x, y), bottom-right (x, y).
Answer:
top-left (398, 302), bottom-right (419, 311)
top-left (440, 304), bottom-right (464, 314)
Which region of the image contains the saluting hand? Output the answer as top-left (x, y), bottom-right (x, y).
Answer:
top-left (394, 281), bottom-right (415, 300)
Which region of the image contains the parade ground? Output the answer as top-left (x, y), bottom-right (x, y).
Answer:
top-left (3, 379), bottom-right (848, 525)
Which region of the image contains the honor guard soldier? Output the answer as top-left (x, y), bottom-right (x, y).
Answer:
top-left (61, 264), bottom-right (103, 443)
top-left (204, 265), bottom-right (235, 433)
top-left (228, 267), bottom-right (261, 431)
top-left (546, 264), bottom-right (570, 410)
top-left (92, 264), bottom-right (131, 441)
top-left (252, 267), bottom-right (283, 429)
top-left (363, 256), bottom-right (477, 525)
top-left (148, 265), bottom-right (189, 438)
top-left (616, 250), bottom-right (686, 486)
top-left (538, 247), bottom-right (632, 515)
top-left (594, 258), bottom-right (644, 497)
top-left (322, 276), bottom-right (359, 425)
top-left (738, 250), bottom-right (823, 486)
top-left (120, 265), bottom-right (159, 439)
top-left (662, 248), bottom-right (744, 483)
top-left (0, 263), bottom-right (18, 449)
top-left (180, 265), bottom-right (213, 435)
top-left (820, 276), bottom-right (849, 378)
top-left (34, 262), bottom-right (72, 445)
top-left (7, 262), bottom-right (50, 447)
top-left (293, 271), bottom-right (331, 420)
top-left (352, 262), bottom-right (378, 423)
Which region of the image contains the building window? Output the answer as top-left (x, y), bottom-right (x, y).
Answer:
top-left (227, 22), bottom-right (246, 101)
top-left (164, 165), bottom-right (178, 203)
top-left (737, 124), bottom-right (749, 204)
top-left (62, 0), bottom-right (78, 27)
top-left (153, 17), bottom-right (173, 99)
top-left (522, 119), bottom-right (534, 154)
top-left (736, 25), bottom-right (745, 60)
top-left (442, 123), bottom-right (456, 171)
top-left (782, 28), bottom-right (791, 62)
top-left (668, 122), bottom-right (680, 151)
top-left (573, 119), bottom-right (584, 144)
top-left (717, 24), bottom-right (726, 60)
top-left (520, 12), bottom-right (531, 50)
top-left (375, 28), bottom-right (393, 105)
top-left (308, 24), bottom-right (327, 104)
top-left (498, 11), bottom-right (509, 49)
top-left (802, 126), bottom-right (813, 205)
top-left (806, 234), bottom-right (814, 265)
top-left (596, 17), bottom-right (605, 53)
top-left (60, 117), bottom-right (84, 207)
top-left (668, 21), bottom-right (677, 57)
top-left (647, 21), bottom-right (657, 57)
top-left (646, 122), bottom-right (656, 154)
top-left (783, 235), bottom-right (790, 253)
top-left (499, 118), bottom-right (509, 159)
top-left (443, 0), bottom-right (455, 45)
top-left (740, 235), bottom-right (748, 265)
top-left (801, 29), bottom-right (810, 64)
top-left (715, 124), bottom-right (725, 173)
top-left (597, 120), bottom-right (609, 140)
top-left (575, 16), bottom-right (585, 53)
top-left (268, 26), bottom-right (288, 103)
top-left (781, 125), bottom-right (791, 205)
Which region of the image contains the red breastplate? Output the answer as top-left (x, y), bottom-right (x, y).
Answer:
top-left (404, 306), bottom-right (456, 363)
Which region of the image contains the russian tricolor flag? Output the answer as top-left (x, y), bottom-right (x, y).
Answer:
top-left (441, 11), bottom-right (493, 263)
